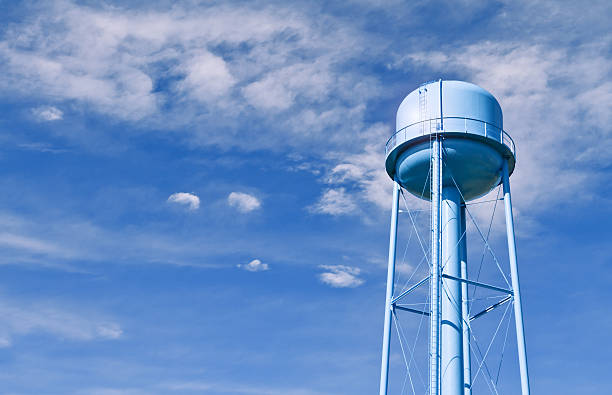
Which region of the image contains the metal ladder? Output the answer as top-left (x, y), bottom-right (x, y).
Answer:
top-left (419, 85), bottom-right (428, 135)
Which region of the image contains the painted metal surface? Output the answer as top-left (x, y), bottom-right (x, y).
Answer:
top-left (378, 179), bottom-right (400, 395)
top-left (441, 186), bottom-right (464, 395)
top-left (502, 161), bottom-right (531, 395)
top-left (395, 138), bottom-right (508, 201)
top-left (460, 205), bottom-right (472, 395)
top-left (397, 81), bottom-right (502, 133)
top-left (385, 80), bottom-right (515, 201)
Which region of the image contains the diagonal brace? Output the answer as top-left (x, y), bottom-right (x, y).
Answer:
top-left (470, 295), bottom-right (513, 322)
top-left (391, 276), bottom-right (429, 304)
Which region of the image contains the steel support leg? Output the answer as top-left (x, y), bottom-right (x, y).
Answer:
top-left (460, 205), bottom-right (472, 395)
top-left (502, 161), bottom-right (531, 395)
top-left (379, 178), bottom-right (400, 395)
top-left (441, 186), bottom-right (464, 395)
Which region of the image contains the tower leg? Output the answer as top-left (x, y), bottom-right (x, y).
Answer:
top-left (441, 186), bottom-right (464, 395)
top-left (502, 161), bottom-right (531, 395)
top-left (460, 205), bottom-right (472, 395)
top-left (379, 178), bottom-right (400, 395)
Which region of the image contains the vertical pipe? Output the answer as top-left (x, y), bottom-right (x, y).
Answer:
top-left (502, 161), bottom-right (531, 395)
top-left (441, 187), bottom-right (464, 395)
top-left (429, 78), bottom-right (444, 395)
top-left (379, 178), bottom-right (400, 395)
top-left (430, 137), bottom-right (441, 395)
top-left (460, 205), bottom-right (472, 395)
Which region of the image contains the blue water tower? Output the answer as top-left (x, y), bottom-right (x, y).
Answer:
top-left (379, 80), bottom-right (530, 395)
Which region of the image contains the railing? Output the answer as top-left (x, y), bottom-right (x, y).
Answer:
top-left (385, 116), bottom-right (516, 158)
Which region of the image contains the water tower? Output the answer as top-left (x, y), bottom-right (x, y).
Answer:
top-left (378, 80), bottom-right (530, 395)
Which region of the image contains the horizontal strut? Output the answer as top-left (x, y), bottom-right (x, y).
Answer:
top-left (441, 274), bottom-right (513, 295)
top-left (470, 295), bottom-right (513, 322)
top-left (394, 305), bottom-right (430, 316)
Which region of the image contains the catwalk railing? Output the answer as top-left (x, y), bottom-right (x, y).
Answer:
top-left (385, 117), bottom-right (516, 158)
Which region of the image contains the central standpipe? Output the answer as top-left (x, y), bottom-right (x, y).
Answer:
top-left (441, 186), bottom-right (464, 394)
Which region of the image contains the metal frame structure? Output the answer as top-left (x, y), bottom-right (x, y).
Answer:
top-left (379, 80), bottom-right (530, 395)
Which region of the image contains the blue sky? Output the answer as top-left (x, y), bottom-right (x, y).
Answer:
top-left (0, 0), bottom-right (610, 393)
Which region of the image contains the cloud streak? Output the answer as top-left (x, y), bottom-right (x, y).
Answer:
top-left (0, 298), bottom-right (122, 347)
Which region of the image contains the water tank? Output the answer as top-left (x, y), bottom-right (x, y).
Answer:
top-left (385, 80), bottom-right (515, 201)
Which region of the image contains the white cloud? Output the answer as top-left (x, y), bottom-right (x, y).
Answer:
top-left (327, 143), bottom-right (393, 210)
top-left (32, 105), bottom-right (63, 121)
top-left (238, 259), bottom-right (269, 272)
top-left (243, 75), bottom-right (295, 111)
top-left (242, 60), bottom-right (333, 112)
top-left (0, 1), bottom-right (382, 152)
top-left (178, 51), bottom-right (236, 101)
top-left (228, 192), bottom-right (261, 213)
top-left (310, 188), bottom-right (358, 216)
top-left (318, 265), bottom-right (364, 288)
top-left (167, 192), bottom-right (200, 210)
top-left (0, 299), bottom-right (122, 347)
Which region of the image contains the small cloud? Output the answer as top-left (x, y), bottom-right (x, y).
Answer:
top-left (318, 265), bottom-right (364, 288)
top-left (227, 192), bottom-right (261, 213)
top-left (310, 188), bottom-right (358, 216)
top-left (168, 192), bottom-right (200, 210)
top-left (32, 106), bottom-right (63, 121)
top-left (237, 259), bottom-right (269, 272)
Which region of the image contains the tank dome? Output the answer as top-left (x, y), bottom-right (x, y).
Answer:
top-left (385, 80), bottom-right (515, 201)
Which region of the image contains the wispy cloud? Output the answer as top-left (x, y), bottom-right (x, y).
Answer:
top-left (160, 380), bottom-right (329, 395)
top-left (227, 192), bottom-right (261, 213)
top-left (0, 298), bottom-right (122, 347)
top-left (0, 232), bottom-right (73, 257)
top-left (0, 1), bottom-right (382, 153)
top-left (0, 210), bottom-right (230, 270)
top-left (318, 265), bottom-right (364, 288)
top-left (17, 142), bottom-right (68, 153)
top-left (310, 188), bottom-right (358, 216)
top-left (168, 192), bottom-right (200, 210)
top-left (237, 259), bottom-right (269, 272)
